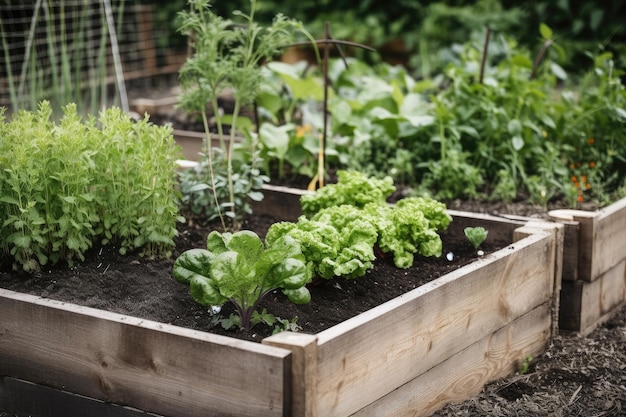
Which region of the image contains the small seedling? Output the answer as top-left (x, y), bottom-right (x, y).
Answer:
top-left (519, 354), bottom-right (533, 375)
top-left (464, 227), bottom-right (488, 250)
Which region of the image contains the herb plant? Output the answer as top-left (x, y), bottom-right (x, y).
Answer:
top-left (0, 102), bottom-right (183, 272)
top-left (177, 0), bottom-right (312, 230)
top-left (173, 230), bottom-right (310, 331)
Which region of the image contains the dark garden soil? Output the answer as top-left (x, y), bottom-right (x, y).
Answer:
top-left (1, 200), bottom-right (625, 416)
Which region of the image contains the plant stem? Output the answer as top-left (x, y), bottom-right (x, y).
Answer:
top-left (202, 111), bottom-right (226, 231)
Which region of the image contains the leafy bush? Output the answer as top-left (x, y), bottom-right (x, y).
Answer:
top-left (300, 170), bottom-right (396, 217)
top-left (0, 102), bottom-right (183, 272)
top-left (270, 171), bottom-right (452, 275)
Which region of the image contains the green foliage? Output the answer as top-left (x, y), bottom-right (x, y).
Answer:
top-left (361, 197), bottom-right (451, 268)
top-left (177, 143), bottom-right (269, 224)
top-left (0, 102), bottom-right (183, 272)
top-left (271, 172), bottom-right (452, 274)
top-left (177, 0), bottom-right (312, 230)
top-left (172, 230), bottom-right (310, 331)
top-left (300, 170), bottom-right (396, 217)
top-left (266, 206), bottom-right (378, 280)
top-left (464, 227), bottom-right (488, 250)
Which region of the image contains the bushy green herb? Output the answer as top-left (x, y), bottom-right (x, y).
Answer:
top-left (464, 227), bottom-right (488, 250)
top-left (0, 102), bottom-right (183, 272)
top-left (266, 206), bottom-right (379, 280)
top-left (173, 230), bottom-right (310, 331)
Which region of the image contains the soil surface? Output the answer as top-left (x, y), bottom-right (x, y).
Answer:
top-left (1, 200), bottom-right (625, 416)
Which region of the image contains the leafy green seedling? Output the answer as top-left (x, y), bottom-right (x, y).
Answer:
top-left (464, 227), bottom-right (488, 251)
top-left (173, 230), bottom-right (310, 331)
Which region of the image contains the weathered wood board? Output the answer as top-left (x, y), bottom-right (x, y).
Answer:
top-left (349, 303), bottom-right (551, 417)
top-left (550, 196), bottom-right (626, 282)
top-left (265, 228), bottom-right (559, 417)
top-left (559, 260), bottom-right (626, 335)
top-left (0, 290), bottom-right (291, 417)
top-left (0, 376), bottom-right (164, 417)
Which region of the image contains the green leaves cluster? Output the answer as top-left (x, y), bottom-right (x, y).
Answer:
top-left (173, 230), bottom-right (310, 331)
top-left (268, 171), bottom-right (451, 275)
top-left (300, 170), bottom-right (396, 216)
top-left (0, 102), bottom-right (183, 272)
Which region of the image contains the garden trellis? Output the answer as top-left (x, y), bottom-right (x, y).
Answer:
top-left (0, 0), bottom-right (162, 115)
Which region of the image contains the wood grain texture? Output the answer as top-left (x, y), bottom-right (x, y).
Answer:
top-left (263, 333), bottom-right (318, 417)
top-left (349, 303), bottom-right (551, 417)
top-left (0, 289), bottom-right (290, 417)
top-left (559, 260), bottom-right (626, 335)
top-left (549, 198), bottom-right (626, 282)
top-left (312, 232), bottom-right (554, 417)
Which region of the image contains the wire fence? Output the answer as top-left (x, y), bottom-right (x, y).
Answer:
top-left (0, 0), bottom-right (180, 116)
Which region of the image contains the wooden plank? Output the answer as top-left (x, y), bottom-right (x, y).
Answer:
top-left (253, 185), bottom-right (309, 221)
top-left (549, 198), bottom-right (626, 282)
top-left (0, 376), bottom-right (163, 417)
top-left (559, 260), bottom-right (626, 335)
top-left (560, 220), bottom-right (580, 281)
top-left (513, 222), bottom-right (564, 337)
top-left (263, 333), bottom-right (318, 417)
top-left (0, 289), bottom-right (290, 417)
top-left (313, 232), bottom-right (554, 417)
top-left (593, 197), bottom-right (626, 279)
top-left (349, 303), bottom-right (551, 417)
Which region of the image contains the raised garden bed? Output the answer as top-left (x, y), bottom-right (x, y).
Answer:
top-left (549, 196), bottom-right (626, 336)
top-left (0, 196), bottom-right (562, 417)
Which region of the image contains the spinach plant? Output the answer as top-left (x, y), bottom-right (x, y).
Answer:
top-left (173, 230), bottom-right (310, 331)
top-left (177, 0), bottom-right (312, 230)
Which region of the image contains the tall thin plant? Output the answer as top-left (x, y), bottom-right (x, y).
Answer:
top-left (177, 0), bottom-right (313, 230)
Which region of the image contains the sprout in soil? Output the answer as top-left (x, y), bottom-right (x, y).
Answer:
top-left (464, 227), bottom-right (488, 252)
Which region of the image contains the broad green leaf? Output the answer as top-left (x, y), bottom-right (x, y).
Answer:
top-left (190, 275), bottom-right (226, 307)
top-left (259, 123), bottom-right (293, 159)
top-left (172, 248), bottom-right (214, 285)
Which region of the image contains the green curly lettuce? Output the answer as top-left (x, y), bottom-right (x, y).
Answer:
top-left (300, 170), bottom-right (396, 217)
top-left (267, 204), bottom-right (378, 279)
top-left (362, 198), bottom-right (451, 269)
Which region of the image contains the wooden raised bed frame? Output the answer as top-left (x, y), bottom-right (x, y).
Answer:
top-left (0, 187), bottom-right (563, 417)
top-left (549, 196), bottom-right (626, 336)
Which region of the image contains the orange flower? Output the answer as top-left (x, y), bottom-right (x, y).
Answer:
top-left (586, 183), bottom-right (591, 190)
top-left (569, 163), bottom-right (575, 169)
top-left (581, 175), bottom-right (587, 183)
top-left (589, 161), bottom-right (596, 168)
top-left (587, 137), bottom-right (595, 145)
top-left (577, 195), bottom-right (584, 202)
top-left (571, 176), bottom-right (577, 183)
